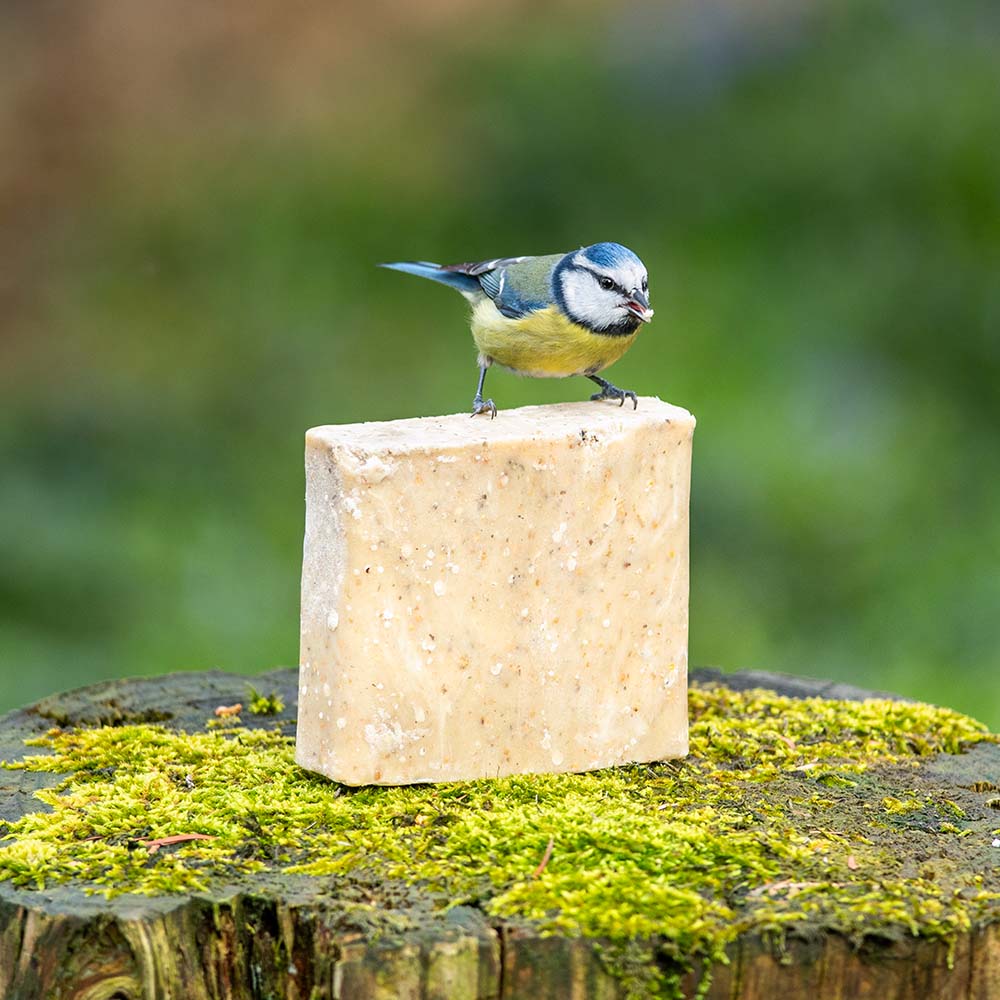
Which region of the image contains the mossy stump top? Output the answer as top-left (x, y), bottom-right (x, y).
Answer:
top-left (0, 667), bottom-right (998, 1000)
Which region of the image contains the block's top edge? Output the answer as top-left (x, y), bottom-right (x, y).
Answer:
top-left (306, 397), bottom-right (695, 453)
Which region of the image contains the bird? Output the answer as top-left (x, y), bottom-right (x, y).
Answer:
top-left (380, 242), bottom-right (654, 418)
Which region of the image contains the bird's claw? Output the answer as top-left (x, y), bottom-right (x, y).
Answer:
top-left (590, 384), bottom-right (637, 409)
top-left (471, 396), bottom-right (497, 419)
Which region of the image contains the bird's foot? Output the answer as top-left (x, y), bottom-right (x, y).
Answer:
top-left (471, 395), bottom-right (497, 419)
top-left (588, 377), bottom-right (637, 409)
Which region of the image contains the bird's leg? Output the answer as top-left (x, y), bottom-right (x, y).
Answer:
top-left (471, 365), bottom-right (497, 418)
top-left (587, 374), bottom-right (637, 409)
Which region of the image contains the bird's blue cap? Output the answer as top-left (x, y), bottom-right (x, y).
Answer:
top-left (580, 242), bottom-right (644, 269)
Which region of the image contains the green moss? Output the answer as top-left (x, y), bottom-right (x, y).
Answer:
top-left (246, 686), bottom-right (285, 716)
top-left (1, 684), bottom-right (997, 998)
top-left (882, 795), bottom-right (926, 814)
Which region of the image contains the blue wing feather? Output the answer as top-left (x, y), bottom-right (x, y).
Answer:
top-left (378, 261), bottom-right (482, 295)
top-left (489, 271), bottom-right (539, 319)
top-left (477, 268), bottom-right (543, 319)
top-left (450, 257), bottom-right (543, 318)
top-left (381, 253), bottom-right (561, 319)
top-left (486, 255), bottom-right (562, 318)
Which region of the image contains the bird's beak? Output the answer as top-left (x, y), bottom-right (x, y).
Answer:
top-left (624, 289), bottom-right (653, 323)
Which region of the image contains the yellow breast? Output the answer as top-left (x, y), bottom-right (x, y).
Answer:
top-left (470, 301), bottom-right (640, 378)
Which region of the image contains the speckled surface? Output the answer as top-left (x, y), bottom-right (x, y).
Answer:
top-left (296, 398), bottom-right (695, 785)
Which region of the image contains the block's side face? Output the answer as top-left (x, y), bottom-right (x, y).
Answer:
top-left (296, 440), bottom-right (348, 775)
top-left (298, 405), bottom-right (693, 785)
top-left (621, 416), bottom-right (692, 764)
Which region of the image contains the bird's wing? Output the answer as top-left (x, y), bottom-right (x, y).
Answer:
top-left (440, 255), bottom-right (532, 277)
top-left (444, 254), bottom-right (562, 320)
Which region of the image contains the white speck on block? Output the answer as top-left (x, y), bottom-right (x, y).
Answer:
top-left (382, 608), bottom-right (394, 621)
top-left (566, 555), bottom-right (577, 572)
top-left (541, 729), bottom-right (552, 749)
top-left (401, 542), bottom-right (413, 558)
top-left (318, 711), bottom-right (324, 720)
top-left (377, 565), bottom-right (385, 574)
top-left (433, 579), bottom-right (446, 597)
top-left (520, 607), bottom-right (529, 618)
top-left (551, 749), bottom-right (564, 766)
top-left (491, 662), bottom-right (503, 676)
top-left (551, 522), bottom-right (567, 544)
top-left (427, 549), bottom-right (436, 560)
top-left (436, 454), bottom-right (458, 463)
top-left (602, 618), bottom-right (611, 628)
top-left (421, 637), bottom-right (436, 652)
top-left (327, 611), bottom-right (339, 631)
top-left (363, 717), bottom-right (409, 753)
top-left (414, 705), bottom-right (426, 723)
top-left (499, 473), bottom-right (509, 487)
top-left (370, 542), bottom-right (379, 551)
top-left (342, 496), bottom-right (362, 520)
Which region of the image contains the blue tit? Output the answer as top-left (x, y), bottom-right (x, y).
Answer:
top-left (381, 242), bottom-right (654, 417)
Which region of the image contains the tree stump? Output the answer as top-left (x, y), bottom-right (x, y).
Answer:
top-left (1, 667), bottom-right (997, 1000)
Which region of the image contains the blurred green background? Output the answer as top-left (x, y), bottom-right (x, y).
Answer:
top-left (2, 0), bottom-right (998, 726)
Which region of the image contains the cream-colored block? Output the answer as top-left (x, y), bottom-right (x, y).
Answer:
top-left (296, 398), bottom-right (694, 785)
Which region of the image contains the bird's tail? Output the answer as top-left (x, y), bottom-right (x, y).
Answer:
top-left (378, 261), bottom-right (482, 295)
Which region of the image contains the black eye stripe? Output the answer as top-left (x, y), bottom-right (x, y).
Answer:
top-left (580, 267), bottom-right (644, 295)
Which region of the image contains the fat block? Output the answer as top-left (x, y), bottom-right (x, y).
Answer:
top-left (296, 398), bottom-right (695, 785)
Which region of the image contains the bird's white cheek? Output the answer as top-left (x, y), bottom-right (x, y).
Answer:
top-left (561, 272), bottom-right (616, 328)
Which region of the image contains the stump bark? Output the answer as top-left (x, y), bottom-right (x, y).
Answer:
top-left (1, 667), bottom-right (997, 1000)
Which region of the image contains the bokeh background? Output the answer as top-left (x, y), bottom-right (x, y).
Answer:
top-left (2, 0), bottom-right (998, 726)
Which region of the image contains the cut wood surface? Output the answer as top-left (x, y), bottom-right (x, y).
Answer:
top-left (0, 667), bottom-right (997, 1000)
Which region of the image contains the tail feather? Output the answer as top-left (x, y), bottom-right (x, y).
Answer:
top-left (379, 261), bottom-right (482, 295)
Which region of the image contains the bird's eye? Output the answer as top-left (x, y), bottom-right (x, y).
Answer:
top-left (598, 276), bottom-right (615, 291)
top-left (642, 276), bottom-right (648, 292)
